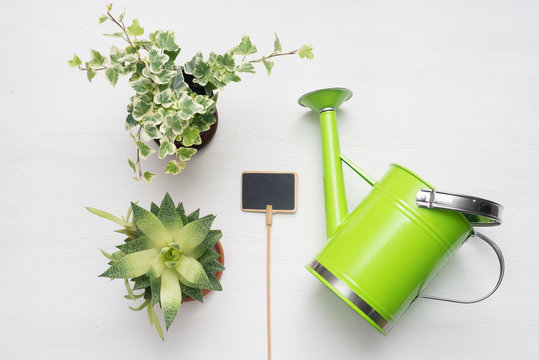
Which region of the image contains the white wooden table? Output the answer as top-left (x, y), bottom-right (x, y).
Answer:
top-left (2, 0), bottom-right (538, 358)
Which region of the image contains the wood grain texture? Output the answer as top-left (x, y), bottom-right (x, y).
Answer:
top-left (1, 0), bottom-right (539, 358)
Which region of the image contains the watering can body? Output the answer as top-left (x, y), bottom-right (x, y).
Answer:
top-left (299, 88), bottom-right (504, 334)
top-left (307, 164), bottom-right (473, 333)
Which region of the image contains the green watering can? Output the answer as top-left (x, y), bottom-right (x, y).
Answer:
top-left (298, 88), bottom-right (505, 335)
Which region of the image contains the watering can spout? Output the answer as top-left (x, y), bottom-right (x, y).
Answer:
top-left (298, 88), bottom-right (354, 237)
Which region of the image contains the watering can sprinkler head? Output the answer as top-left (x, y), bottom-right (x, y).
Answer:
top-left (298, 87), bottom-right (353, 113)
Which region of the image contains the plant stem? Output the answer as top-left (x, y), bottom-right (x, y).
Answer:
top-left (247, 49), bottom-right (299, 64)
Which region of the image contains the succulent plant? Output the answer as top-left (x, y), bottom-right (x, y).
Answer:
top-left (87, 193), bottom-right (224, 340)
top-left (69, 4), bottom-right (314, 182)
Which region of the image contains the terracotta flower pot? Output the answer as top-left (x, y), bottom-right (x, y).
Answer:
top-left (183, 240), bottom-right (225, 302)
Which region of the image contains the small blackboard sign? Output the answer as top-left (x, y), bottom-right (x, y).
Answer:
top-left (241, 172), bottom-right (297, 213)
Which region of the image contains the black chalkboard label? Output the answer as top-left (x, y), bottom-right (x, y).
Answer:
top-left (241, 172), bottom-right (297, 212)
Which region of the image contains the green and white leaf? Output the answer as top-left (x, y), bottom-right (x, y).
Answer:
top-left (126, 18), bottom-right (144, 37)
top-left (131, 97), bottom-right (153, 120)
top-left (177, 147), bottom-right (197, 161)
top-left (153, 89), bottom-right (174, 108)
top-left (180, 283), bottom-right (204, 303)
top-left (165, 160), bottom-right (183, 175)
top-left (233, 35), bottom-right (257, 56)
top-left (263, 58), bottom-right (274, 75)
top-left (237, 63), bottom-right (255, 73)
top-left (89, 49), bottom-right (108, 68)
top-left (274, 33), bottom-right (282, 52)
top-left (136, 141), bottom-right (154, 158)
top-left (158, 141), bottom-right (176, 159)
top-left (169, 71), bottom-right (187, 92)
top-left (180, 127), bottom-right (201, 147)
top-left (129, 77), bottom-right (152, 94)
top-left (179, 96), bottom-right (205, 120)
top-left (298, 44), bottom-right (314, 59)
top-left (148, 49), bottom-right (169, 73)
top-left (155, 30), bottom-right (180, 51)
top-left (183, 52), bottom-right (203, 75)
top-left (105, 63), bottom-right (123, 86)
top-left (85, 62), bottom-right (96, 82)
top-left (133, 275), bottom-right (151, 290)
top-left (203, 259), bottom-right (226, 273)
top-left (216, 53), bottom-right (235, 72)
top-left (207, 272), bottom-right (222, 291)
top-left (68, 54), bottom-right (82, 68)
top-left (143, 171), bottom-right (156, 183)
top-left (161, 268), bottom-right (181, 330)
top-left (100, 249), bottom-right (158, 278)
top-left (150, 276), bottom-right (161, 306)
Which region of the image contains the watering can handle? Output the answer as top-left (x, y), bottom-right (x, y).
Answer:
top-left (419, 232), bottom-right (505, 304)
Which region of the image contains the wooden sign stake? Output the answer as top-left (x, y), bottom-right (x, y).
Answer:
top-left (241, 172), bottom-right (297, 360)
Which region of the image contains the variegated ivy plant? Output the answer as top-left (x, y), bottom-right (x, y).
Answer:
top-left (69, 4), bottom-right (314, 182)
top-left (87, 193), bottom-right (224, 340)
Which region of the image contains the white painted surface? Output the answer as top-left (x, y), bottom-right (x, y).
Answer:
top-left (1, 0), bottom-right (539, 358)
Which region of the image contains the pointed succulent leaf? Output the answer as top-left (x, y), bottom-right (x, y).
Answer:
top-left (203, 259), bottom-right (225, 273)
top-left (176, 203), bottom-right (187, 224)
top-left (175, 215), bottom-right (215, 255)
top-left (233, 35), bottom-right (257, 56)
top-left (100, 249), bottom-right (158, 278)
top-left (150, 202), bottom-right (160, 216)
top-left (68, 53), bottom-right (82, 68)
top-left (274, 33), bottom-right (282, 52)
top-left (146, 256), bottom-right (165, 277)
top-left (126, 19), bottom-right (144, 36)
top-left (158, 193), bottom-right (183, 234)
top-left (165, 261), bottom-right (178, 268)
top-left (175, 254), bottom-right (212, 289)
top-left (133, 275), bottom-right (151, 290)
top-left (208, 273), bottom-right (222, 291)
top-left (136, 141), bottom-right (154, 159)
top-left (100, 249), bottom-right (115, 261)
top-left (158, 141), bottom-right (176, 159)
top-left (117, 235), bottom-right (150, 254)
top-left (155, 30), bottom-right (180, 51)
top-left (184, 52), bottom-right (203, 75)
top-left (150, 276), bottom-right (161, 306)
top-left (237, 63), bottom-right (255, 73)
top-left (180, 127), bottom-right (201, 147)
top-left (148, 49), bottom-right (169, 73)
top-left (197, 248), bottom-right (221, 264)
top-left (161, 268), bottom-right (181, 330)
top-left (86, 207), bottom-right (125, 226)
top-left (180, 283), bottom-right (203, 303)
top-left (189, 229), bottom-right (222, 259)
top-left (298, 44), bottom-right (314, 59)
top-left (143, 171), bottom-right (156, 183)
top-left (131, 202), bottom-right (171, 248)
top-left (187, 209), bottom-right (200, 222)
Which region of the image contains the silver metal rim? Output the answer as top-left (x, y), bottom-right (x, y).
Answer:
top-left (309, 260), bottom-right (393, 333)
top-left (416, 189), bottom-right (503, 226)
